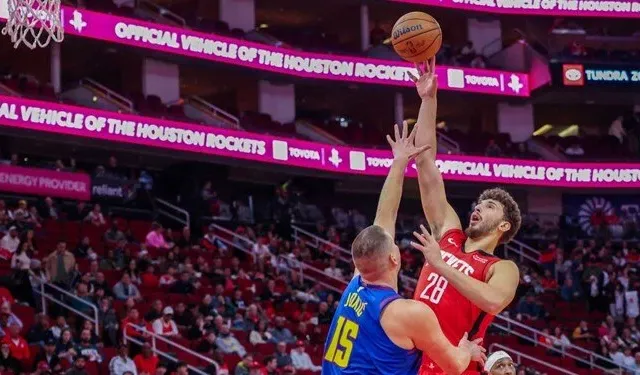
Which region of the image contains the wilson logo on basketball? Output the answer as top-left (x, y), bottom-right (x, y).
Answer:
top-left (392, 24), bottom-right (424, 39)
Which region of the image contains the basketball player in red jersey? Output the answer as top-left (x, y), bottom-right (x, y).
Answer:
top-left (408, 59), bottom-right (522, 375)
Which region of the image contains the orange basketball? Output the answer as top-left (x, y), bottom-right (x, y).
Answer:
top-left (391, 12), bottom-right (442, 63)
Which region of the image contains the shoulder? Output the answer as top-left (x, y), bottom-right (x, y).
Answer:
top-left (437, 228), bottom-right (466, 248)
top-left (486, 259), bottom-right (520, 283)
top-left (384, 299), bottom-right (434, 321)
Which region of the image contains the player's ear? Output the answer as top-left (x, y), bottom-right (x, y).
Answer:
top-left (497, 221), bottom-right (511, 234)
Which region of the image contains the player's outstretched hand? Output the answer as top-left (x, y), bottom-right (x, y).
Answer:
top-left (386, 121), bottom-right (431, 161)
top-left (458, 332), bottom-right (487, 367)
top-left (411, 224), bottom-right (444, 267)
top-left (408, 57), bottom-right (437, 100)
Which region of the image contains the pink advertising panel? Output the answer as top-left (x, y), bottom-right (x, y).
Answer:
top-left (51, 7), bottom-right (528, 97)
top-left (391, 0), bottom-right (640, 18)
top-left (0, 95), bottom-right (638, 188)
top-left (0, 164), bottom-right (91, 200)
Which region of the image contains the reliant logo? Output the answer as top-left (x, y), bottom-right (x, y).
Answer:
top-left (392, 24), bottom-right (424, 40)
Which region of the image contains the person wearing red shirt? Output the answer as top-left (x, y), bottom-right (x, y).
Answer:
top-left (134, 343), bottom-right (159, 375)
top-left (122, 308), bottom-right (151, 340)
top-left (0, 288), bottom-right (14, 306)
top-left (2, 323), bottom-right (29, 362)
top-left (140, 265), bottom-right (159, 288)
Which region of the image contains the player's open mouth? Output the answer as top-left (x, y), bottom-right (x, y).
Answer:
top-left (470, 212), bottom-right (481, 224)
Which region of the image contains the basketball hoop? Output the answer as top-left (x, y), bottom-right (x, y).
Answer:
top-left (1, 0), bottom-right (64, 49)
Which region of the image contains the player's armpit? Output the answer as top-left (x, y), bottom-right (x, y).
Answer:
top-left (415, 158), bottom-right (461, 240)
top-left (383, 300), bottom-right (471, 375)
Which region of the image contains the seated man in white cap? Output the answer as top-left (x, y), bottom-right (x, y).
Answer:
top-left (484, 351), bottom-right (515, 375)
top-left (152, 306), bottom-right (180, 337)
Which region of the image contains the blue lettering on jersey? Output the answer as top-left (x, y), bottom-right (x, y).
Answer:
top-left (322, 276), bottom-right (421, 375)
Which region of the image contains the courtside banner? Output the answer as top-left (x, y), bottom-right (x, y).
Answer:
top-left (48, 7), bottom-right (528, 97)
top-left (390, 0), bottom-right (640, 18)
top-left (0, 165), bottom-right (90, 200)
top-left (1, 95), bottom-right (639, 188)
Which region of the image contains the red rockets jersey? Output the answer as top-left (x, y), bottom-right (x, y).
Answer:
top-left (413, 229), bottom-right (501, 375)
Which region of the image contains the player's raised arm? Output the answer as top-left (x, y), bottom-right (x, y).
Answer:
top-left (410, 59), bottom-right (461, 239)
top-left (372, 121), bottom-right (430, 239)
top-left (412, 225), bottom-right (520, 314)
top-left (383, 299), bottom-right (486, 375)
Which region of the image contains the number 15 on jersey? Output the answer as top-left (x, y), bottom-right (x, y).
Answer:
top-left (419, 272), bottom-right (449, 304)
top-left (324, 316), bottom-right (360, 368)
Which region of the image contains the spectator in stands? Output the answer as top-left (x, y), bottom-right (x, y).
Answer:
top-left (145, 300), bottom-right (164, 322)
top-left (3, 323), bottom-right (29, 362)
top-left (202, 225), bottom-right (227, 253)
top-left (540, 270), bottom-right (558, 291)
top-left (290, 340), bottom-right (320, 372)
top-left (75, 329), bottom-right (101, 363)
top-left (74, 236), bottom-right (94, 259)
top-left (27, 314), bottom-right (51, 344)
top-left (172, 302), bottom-right (192, 329)
top-left (124, 259), bottom-right (141, 285)
top-left (235, 353), bottom-right (254, 375)
top-left (516, 294), bottom-right (545, 320)
top-left (101, 248), bottom-right (124, 271)
top-left (565, 143), bottom-right (585, 156)
top-left (49, 316), bottom-right (68, 340)
top-left (44, 240), bottom-right (76, 287)
top-left (173, 362), bottom-right (189, 375)
top-left (572, 321), bottom-right (594, 342)
top-left (152, 307), bottom-right (179, 337)
top-left (68, 202), bottom-right (90, 222)
top-left (560, 277), bottom-right (581, 301)
top-left (262, 356), bottom-right (278, 375)
top-left (105, 220), bottom-right (126, 244)
top-left (170, 272), bottom-right (196, 294)
top-left (215, 325), bottom-right (246, 357)
top-left (40, 197), bottom-right (59, 220)
top-left (33, 338), bottom-right (61, 373)
top-left (269, 316), bottom-right (295, 344)
top-left (109, 343), bottom-right (136, 375)
top-left (159, 266), bottom-right (177, 287)
top-left (72, 283), bottom-right (94, 315)
top-left (113, 273), bottom-right (142, 301)
top-left (196, 331), bottom-right (218, 354)
top-left (609, 116), bottom-right (626, 144)
top-left (56, 329), bottom-right (75, 362)
top-left (249, 320), bottom-right (272, 345)
top-left (609, 342), bottom-right (625, 366)
top-left (0, 226), bottom-right (19, 258)
top-left (551, 327), bottom-right (571, 352)
top-left (484, 139), bottom-right (502, 157)
top-left (316, 302), bottom-right (333, 325)
top-left (0, 304), bottom-right (23, 337)
top-left (84, 204), bottom-right (106, 226)
top-left (122, 308), bottom-right (149, 343)
top-left (275, 342), bottom-right (293, 368)
top-left (324, 258), bottom-right (343, 280)
top-left (133, 343), bottom-right (158, 375)
top-left (0, 341), bottom-right (21, 373)
top-left (458, 41), bottom-right (476, 64)
top-left (14, 200), bottom-right (39, 229)
top-left (145, 223), bottom-right (169, 249)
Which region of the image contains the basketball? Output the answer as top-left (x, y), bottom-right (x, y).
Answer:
top-left (391, 12), bottom-right (442, 63)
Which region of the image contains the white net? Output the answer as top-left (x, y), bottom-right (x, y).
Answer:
top-left (1, 0), bottom-right (64, 49)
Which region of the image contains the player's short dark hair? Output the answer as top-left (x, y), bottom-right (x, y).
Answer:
top-left (478, 188), bottom-right (521, 244)
top-left (351, 225), bottom-right (392, 261)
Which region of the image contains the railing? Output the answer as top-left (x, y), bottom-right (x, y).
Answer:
top-left (493, 314), bottom-right (629, 373)
top-left (123, 323), bottom-right (219, 375)
top-left (503, 238), bottom-right (541, 264)
top-left (436, 131), bottom-right (460, 154)
top-left (40, 281), bottom-right (99, 336)
top-left (186, 96), bottom-right (241, 129)
top-left (80, 78), bottom-right (134, 112)
top-left (291, 225), bottom-right (417, 289)
top-left (155, 198), bottom-right (190, 227)
top-left (138, 0), bottom-right (186, 27)
top-left (211, 223), bottom-right (346, 293)
top-left (277, 255), bottom-right (345, 294)
top-left (0, 82), bottom-right (21, 97)
top-left (488, 343), bottom-right (577, 375)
